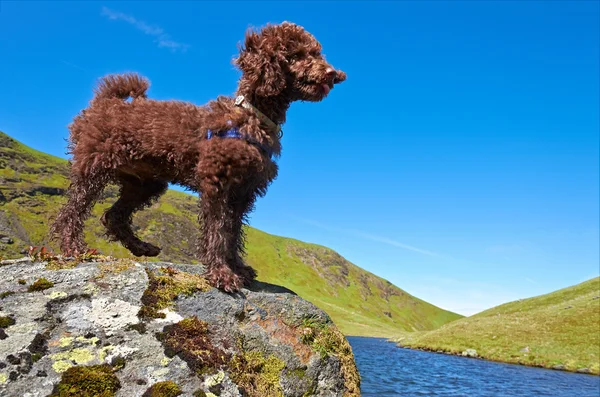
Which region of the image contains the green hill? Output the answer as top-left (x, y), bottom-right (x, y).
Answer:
top-left (0, 130), bottom-right (462, 337)
top-left (393, 277), bottom-right (600, 374)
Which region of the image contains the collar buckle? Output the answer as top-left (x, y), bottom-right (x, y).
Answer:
top-left (235, 95), bottom-right (283, 138)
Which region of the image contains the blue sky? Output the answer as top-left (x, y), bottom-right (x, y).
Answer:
top-left (1, 1), bottom-right (598, 315)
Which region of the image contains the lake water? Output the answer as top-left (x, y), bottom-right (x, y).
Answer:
top-left (347, 337), bottom-right (600, 397)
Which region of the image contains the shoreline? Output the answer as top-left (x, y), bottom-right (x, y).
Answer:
top-left (388, 340), bottom-right (599, 377)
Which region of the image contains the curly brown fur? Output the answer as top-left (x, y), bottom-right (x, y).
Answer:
top-left (50, 22), bottom-right (346, 292)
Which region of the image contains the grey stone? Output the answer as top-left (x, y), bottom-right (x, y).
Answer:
top-left (0, 237), bottom-right (13, 245)
top-left (462, 349), bottom-right (478, 358)
top-left (0, 259), bottom-right (360, 396)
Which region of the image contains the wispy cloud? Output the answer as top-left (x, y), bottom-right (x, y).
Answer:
top-left (60, 60), bottom-right (87, 72)
top-left (352, 230), bottom-right (441, 257)
top-left (288, 215), bottom-right (441, 257)
top-left (101, 7), bottom-right (190, 52)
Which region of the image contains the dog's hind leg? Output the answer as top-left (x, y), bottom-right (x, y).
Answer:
top-left (51, 171), bottom-right (109, 255)
top-left (101, 175), bottom-right (168, 257)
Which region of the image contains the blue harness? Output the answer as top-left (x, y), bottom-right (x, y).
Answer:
top-left (206, 127), bottom-right (274, 159)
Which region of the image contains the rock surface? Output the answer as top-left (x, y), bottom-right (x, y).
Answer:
top-left (461, 349), bottom-right (478, 358)
top-left (0, 257), bottom-right (361, 396)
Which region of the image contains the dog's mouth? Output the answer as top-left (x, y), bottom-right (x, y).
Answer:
top-left (320, 81), bottom-right (334, 95)
top-left (309, 80), bottom-right (334, 97)
top-left (295, 77), bottom-right (337, 101)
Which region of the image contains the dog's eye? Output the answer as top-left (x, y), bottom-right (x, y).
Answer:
top-left (289, 54), bottom-right (303, 64)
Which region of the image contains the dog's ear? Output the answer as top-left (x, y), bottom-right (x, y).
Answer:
top-left (234, 29), bottom-right (286, 97)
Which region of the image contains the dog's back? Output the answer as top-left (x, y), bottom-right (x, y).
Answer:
top-left (68, 73), bottom-right (209, 181)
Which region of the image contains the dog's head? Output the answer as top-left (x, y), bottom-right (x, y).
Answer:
top-left (234, 22), bottom-right (346, 102)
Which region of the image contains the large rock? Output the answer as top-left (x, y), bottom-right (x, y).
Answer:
top-left (0, 257), bottom-right (360, 397)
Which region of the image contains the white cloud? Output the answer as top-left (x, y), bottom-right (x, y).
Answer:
top-left (101, 7), bottom-right (190, 53)
top-left (289, 215), bottom-right (441, 257)
top-left (524, 277), bottom-right (539, 286)
top-left (60, 60), bottom-right (87, 72)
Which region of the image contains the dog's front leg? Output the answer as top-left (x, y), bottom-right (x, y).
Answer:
top-left (197, 188), bottom-right (246, 292)
top-left (195, 139), bottom-right (265, 292)
top-left (228, 190), bottom-right (258, 282)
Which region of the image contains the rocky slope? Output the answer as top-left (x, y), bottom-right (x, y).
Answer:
top-left (0, 131), bottom-right (462, 337)
top-left (0, 257), bottom-right (360, 396)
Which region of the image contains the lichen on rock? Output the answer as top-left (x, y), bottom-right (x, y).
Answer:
top-left (0, 259), bottom-right (361, 396)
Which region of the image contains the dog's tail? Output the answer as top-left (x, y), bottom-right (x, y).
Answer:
top-left (93, 73), bottom-right (150, 101)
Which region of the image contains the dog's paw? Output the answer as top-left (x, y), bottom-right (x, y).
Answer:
top-left (203, 266), bottom-right (244, 293)
top-left (236, 264), bottom-right (257, 283)
top-left (129, 242), bottom-right (161, 257)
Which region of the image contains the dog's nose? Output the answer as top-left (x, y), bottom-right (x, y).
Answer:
top-left (325, 67), bottom-right (337, 81)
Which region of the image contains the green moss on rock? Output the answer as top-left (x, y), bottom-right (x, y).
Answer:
top-left (289, 367), bottom-right (307, 379)
top-left (49, 364), bottom-right (121, 397)
top-left (142, 381), bottom-right (183, 397)
top-left (138, 305), bottom-right (166, 319)
top-left (0, 316), bottom-right (16, 328)
top-left (0, 291), bottom-right (15, 299)
top-left (300, 322), bottom-right (361, 397)
top-left (159, 317), bottom-right (230, 375)
top-left (138, 269), bottom-right (210, 319)
top-left (230, 351), bottom-right (286, 397)
top-left (27, 277), bottom-right (54, 292)
top-left (95, 259), bottom-right (136, 279)
top-left (110, 357), bottom-right (126, 370)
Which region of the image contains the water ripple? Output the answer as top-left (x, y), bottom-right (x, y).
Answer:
top-left (348, 337), bottom-right (600, 397)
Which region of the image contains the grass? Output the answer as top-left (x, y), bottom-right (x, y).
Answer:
top-left (393, 277), bottom-right (600, 374)
top-left (244, 228), bottom-right (462, 336)
top-left (0, 130), bottom-right (461, 337)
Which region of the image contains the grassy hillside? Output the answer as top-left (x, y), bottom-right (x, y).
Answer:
top-left (0, 131), bottom-right (462, 337)
top-left (393, 277), bottom-right (600, 374)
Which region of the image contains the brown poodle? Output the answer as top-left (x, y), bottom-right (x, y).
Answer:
top-left (50, 22), bottom-right (346, 292)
